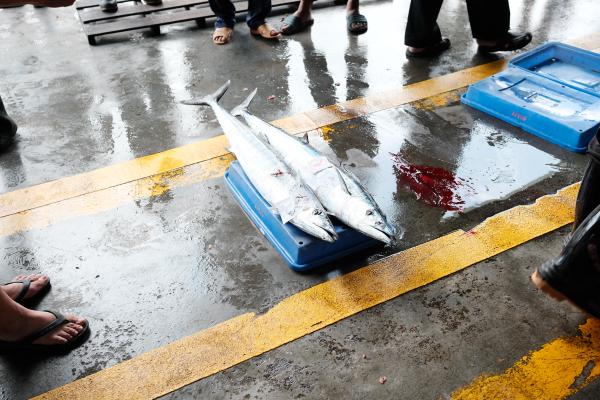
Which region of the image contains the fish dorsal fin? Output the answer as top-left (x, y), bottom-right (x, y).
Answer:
top-left (339, 165), bottom-right (363, 195)
top-left (181, 81), bottom-right (230, 106)
top-left (333, 167), bottom-right (351, 195)
top-left (300, 133), bottom-right (309, 145)
top-left (231, 88), bottom-right (257, 117)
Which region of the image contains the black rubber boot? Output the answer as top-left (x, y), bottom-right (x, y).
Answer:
top-left (534, 204), bottom-right (600, 319)
top-left (575, 131), bottom-right (600, 229)
top-left (0, 96), bottom-right (17, 152)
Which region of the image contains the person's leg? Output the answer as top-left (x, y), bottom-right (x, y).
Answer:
top-left (0, 95), bottom-right (17, 152)
top-left (247, 0), bottom-right (279, 39)
top-left (466, 0), bottom-right (509, 41)
top-left (293, 0), bottom-right (313, 24)
top-left (280, 0), bottom-right (314, 34)
top-left (404, 0), bottom-right (450, 57)
top-left (532, 203), bottom-right (600, 319)
top-left (209, 0), bottom-right (236, 44)
top-left (0, 286), bottom-right (87, 346)
top-left (575, 132), bottom-right (600, 229)
top-left (404, 0), bottom-right (443, 47)
top-left (346, 0), bottom-right (367, 34)
top-left (532, 130), bottom-right (600, 319)
top-left (466, 0), bottom-right (531, 52)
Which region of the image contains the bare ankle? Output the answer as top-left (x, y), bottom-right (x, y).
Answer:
top-left (0, 306), bottom-right (31, 340)
top-left (293, 6), bottom-right (312, 20)
top-left (346, 0), bottom-right (358, 13)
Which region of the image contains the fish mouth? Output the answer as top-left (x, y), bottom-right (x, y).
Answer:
top-left (358, 224), bottom-right (396, 245)
top-left (293, 219), bottom-right (338, 243)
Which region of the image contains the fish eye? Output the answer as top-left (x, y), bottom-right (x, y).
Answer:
top-left (366, 210), bottom-right (374, 216)
top-left (313, 209), bottom-right (322, 215)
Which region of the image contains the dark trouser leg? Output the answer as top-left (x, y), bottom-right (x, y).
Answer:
top-left (575, 131), bottom-right (600, 229)
top-left (404, 0), bottom-right (444, 47)
top-left (465, 0), bottom-right (510, 40)
top-left (208, 0), bottom-right (236, 28)
top-left (0, 96), bottom-right (17, 151)
top-left (246, 0), bottom-right (271, 29)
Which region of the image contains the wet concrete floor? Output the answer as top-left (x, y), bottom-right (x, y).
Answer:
top-left (1, 0), bottom-right (600, 398)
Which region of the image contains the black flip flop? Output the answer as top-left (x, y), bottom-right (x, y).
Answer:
top-left (0, 311), bottom-right (90, 353)
top-left (478, 32), bottom-right (532, 53)
top-left (2, 278), bottom-right (51, 304)
top-left (406, 38), bottom-right (451, 58)
top-left (347, 12), bottom-right (368, 35)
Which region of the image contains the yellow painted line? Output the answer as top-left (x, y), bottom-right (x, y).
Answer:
top-left (0, 155), bottom-right (234, 238)
top-left (410, 89), bottom-right (464, 111)
top-left (452, 319), bottom-right (600, 400)
top-left (35, 183), bottom-right (580, 400)
top-left (4, 32), bottom-right (599, 219)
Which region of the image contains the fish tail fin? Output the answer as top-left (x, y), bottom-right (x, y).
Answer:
top-left (231, 88), bottom-right (257, 116)
top-left (180, 80), bottom-right (230, 106)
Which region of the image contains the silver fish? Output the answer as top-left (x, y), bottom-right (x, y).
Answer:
top-left (231, 89), bottom-right (396, 244)
top-left (182, 81), bottom-right (337, 243)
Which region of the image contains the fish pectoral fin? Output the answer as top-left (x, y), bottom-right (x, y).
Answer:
top-left (273, 197), bottom-right (296, 224)
top-left (335, 169), bottom-right (351, 195)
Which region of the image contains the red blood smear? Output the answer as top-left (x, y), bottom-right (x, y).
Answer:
top-left (392, 155), bottom-right (466, 212)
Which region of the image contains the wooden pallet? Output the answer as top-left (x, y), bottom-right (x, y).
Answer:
top-left (76, 0), bottom-right (299, 45)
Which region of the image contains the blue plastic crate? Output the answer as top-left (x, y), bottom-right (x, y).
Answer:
top-left (462, 69), bottom-right (600, 152)
top-left (462, 41), bottom-right (600, 154)
top-left (510, 42), bottom-right (600, 98)
top-left (224, 161), bottom-right (380, 272)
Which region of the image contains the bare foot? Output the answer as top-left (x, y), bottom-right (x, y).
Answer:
top-left (212, 27), bottom-right (233, 45)
top-left (251, 23), bottom-right (281, 39)
top-left (0, 309), bottom-right (87, 346)
top-left (3, 274), bottom-right (50, 301)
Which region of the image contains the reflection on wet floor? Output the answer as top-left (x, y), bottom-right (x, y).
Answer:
top-left (1, 0), bottom-right (600, 397)
top-left (1, 0), bottom-right (597, 192)
top-left (309, 96), bottom-right (562, 229)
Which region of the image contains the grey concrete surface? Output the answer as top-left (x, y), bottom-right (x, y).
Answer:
top-left (162, 227), bottom-right (586, 400)
top-left (0, 0), bottom-right (599, 399)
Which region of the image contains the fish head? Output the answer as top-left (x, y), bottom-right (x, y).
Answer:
top-left (344, 197), bottom-right (396, 244)
top-left (292, 208), bottom-right (338, 243)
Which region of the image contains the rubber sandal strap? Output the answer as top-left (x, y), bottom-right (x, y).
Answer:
top-left (213, 27), bottom-right (233, 44)
top-left (3, 280), bottom-right (30, 303)
top-left (19, 311), bottom-right (66, 344)
top-left (281, 15), bottom-right (313, 35)
top-left (347, 12), bottom-right (368, 33)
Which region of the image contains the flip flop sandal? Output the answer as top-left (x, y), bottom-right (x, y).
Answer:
top-left (478, 32), bottom-right (532, 53)
top-left (280, 14), bottom-right (314, 35)
top-left (251, 24), bottom-right (280, 40)
top-left (406, 38), bottom-right (451, 58)
top-left (2, 278), bottom-right (51, 304)
top-left (212, 27), bottom-right (233, 45)
top-left (347, 12), bottom-right (367, 35)
top-left (0, 311), bottom-right (90, 353)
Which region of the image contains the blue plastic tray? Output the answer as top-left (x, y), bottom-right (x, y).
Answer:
top-left (510, 42), bottom-right (600, 98)
top-left (224, 161), bottom-right (380, 272)
top-left (462, 69), bottom-right (600, 152)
